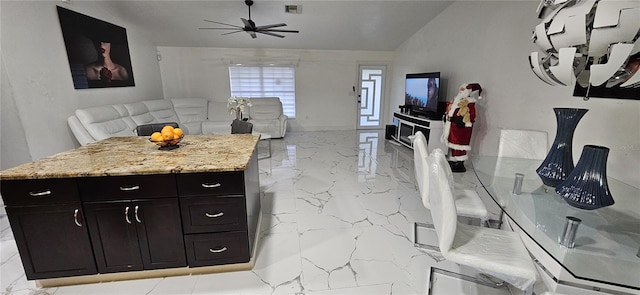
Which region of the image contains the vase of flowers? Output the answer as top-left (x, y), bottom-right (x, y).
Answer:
top-left (227, 96), bottom-right (252, 120)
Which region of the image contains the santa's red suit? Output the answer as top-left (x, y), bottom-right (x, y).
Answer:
top-left (442, 83), bottom-right (482, 164)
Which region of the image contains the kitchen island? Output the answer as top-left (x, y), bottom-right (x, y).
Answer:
top-left (0, 135), bottom-right (261, 287)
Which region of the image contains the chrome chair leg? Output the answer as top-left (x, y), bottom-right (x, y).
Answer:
top-left (428, 267), bottom-right (511, 295)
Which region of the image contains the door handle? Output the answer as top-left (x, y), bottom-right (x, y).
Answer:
top-left (29, 190), bottom-right (52, 197)
top-left (209, 247), bottom-right (228, 253)
top-left (119, 185), bottom-right (140, 191)
top-left (134, 205), bottom-right (142, 223)
top-left (125, 206), bottom-right (132, 224)
top-left (73, 209), bottom-right (83, 227)
top-left (201, 183), bottom-right (221, 188)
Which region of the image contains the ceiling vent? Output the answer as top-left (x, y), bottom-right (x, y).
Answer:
top-left (285, 5), bottom-right (302, 14)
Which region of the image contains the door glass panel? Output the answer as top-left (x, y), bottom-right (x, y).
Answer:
top-left (358, 66), bottom-right (385, 129)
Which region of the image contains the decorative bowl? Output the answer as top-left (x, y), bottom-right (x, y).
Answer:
top-left (149, 136), bottom-right (183, 150)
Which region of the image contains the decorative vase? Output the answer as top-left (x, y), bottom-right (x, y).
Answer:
top-left (536, 108), bottom-right (588, 187)
top-left (555, 145), bottom-right (614, 210)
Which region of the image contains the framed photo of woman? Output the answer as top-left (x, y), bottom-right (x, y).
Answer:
top-left (57, 6), bottom-right (135, 89)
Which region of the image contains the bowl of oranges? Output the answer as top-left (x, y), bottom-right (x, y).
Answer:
top-left (149, 125), bottom-right (184, 150)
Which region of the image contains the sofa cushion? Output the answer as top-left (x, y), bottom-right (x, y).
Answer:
top-left (208, 101), bottom-right (234, 122)
top-left (250, 119), bottom-right (280, 136)
top-left (141, 100), bottom-right (180, 126)
top-left (75, 105), bottom-right (135, 141)
top-left (124, 102), bottom-right (155, 127)
top-left (248, 97), bottom-right (283, 120)
top-left (171, 98), bottom-right (209, 134)
top-left (172, 98), bottom-right (208, 122)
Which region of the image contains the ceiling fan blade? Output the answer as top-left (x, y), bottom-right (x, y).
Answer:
top-left (257, 31), bottom-right (285, 38)
top-left (203, 19), bottom-right (243, 29)
top-left (222, 30), bottom-right (244, 36)
top-left (247, 31), bottom-right (257, 39)
top-left (254, 23), bottom-right (287, 30)
top-left (199, 27), bottom-right (244, 30)
top-left (261, 29), bottom-right (299, 33)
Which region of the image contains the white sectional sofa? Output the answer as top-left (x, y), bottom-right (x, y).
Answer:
top-left (68, 98), bottom-right (288, 146)
top-left (246, 97), bottom-right (288, 139)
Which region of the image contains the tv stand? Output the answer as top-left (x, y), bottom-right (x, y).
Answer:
top-left (391, 111), bottom-right (446, 152)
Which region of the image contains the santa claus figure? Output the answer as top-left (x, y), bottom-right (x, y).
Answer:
top-left (442, 83), bottom-right (482, 172)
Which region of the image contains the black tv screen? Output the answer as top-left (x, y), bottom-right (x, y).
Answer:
top-left (405, 72), bottom-right (440, 116)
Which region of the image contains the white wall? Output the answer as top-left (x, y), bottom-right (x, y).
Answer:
top-left (0, 1), bottom-right (163, 169)
top-left (157, 47), bottom-right (393, 131)
top-left (389, 1), bottom-right (640, 188)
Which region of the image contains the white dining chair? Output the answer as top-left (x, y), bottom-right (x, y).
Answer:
top-left (412, 132), bottom-right (489, 250)
top-left (497, 129), bottom-right (548, 160)
top-left (428, 148), bottom-right (538, 295)
top-left (494, 129), bottom-right (548, 228)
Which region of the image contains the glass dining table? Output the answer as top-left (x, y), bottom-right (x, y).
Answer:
top-left (471, 155), bottom-right (640, 293)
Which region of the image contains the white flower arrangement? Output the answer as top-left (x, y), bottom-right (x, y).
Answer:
top-left (227, 96), bottom-right (252, 118)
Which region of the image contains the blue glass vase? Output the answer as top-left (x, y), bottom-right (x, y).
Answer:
top-left (555, 145), bottom-right (614, 210)
top-left (536, 108), bottom-right (588, 187)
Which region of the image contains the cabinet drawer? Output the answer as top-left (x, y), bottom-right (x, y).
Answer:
top-left (184, 231), bottom-right (250, 267)
top-left (1, 178), bottom-right (79, 206)
top-left (176, 172), bottom-right (244, 197)
top-left (78, 175), bottom-right (177, 202)
top-left (180, 197), bottom-right (247, 234)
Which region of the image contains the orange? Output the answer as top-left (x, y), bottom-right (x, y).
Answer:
top-left (161, 125), bottom-right (175, 134)
top-left (161, 130), bottom-right (173, 141)
top-left (173, 128), bottom-right (183, 138)
top-left (150, 132), bottom-right (163, 142)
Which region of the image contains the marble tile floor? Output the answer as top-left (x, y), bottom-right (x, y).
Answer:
top-left (1, 130), bottom-right (541, 295)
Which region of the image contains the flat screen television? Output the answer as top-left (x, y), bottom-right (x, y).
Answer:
top-left (404, 72), bottom-right (440, 119)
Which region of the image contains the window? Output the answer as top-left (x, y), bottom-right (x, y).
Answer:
top-left (229, 65), bottom-right (296, 118)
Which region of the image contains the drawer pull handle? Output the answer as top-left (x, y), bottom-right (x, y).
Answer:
top-left (209, 247), bottom-right (227, 253)
top-left (134, 206), bottom-right (142, 223)
top-left (29, 190), bottom-right (52, 197)
top-left (73, 209), bottom-right (82, 227)
top-left (125, 206), bottom-right (132, 224)
top-left (120, 185), bottom-right (140, 191)
top-left (201, 183), bottom-right (221, 188)
top-left (205, 212), bottom-right (224, 218)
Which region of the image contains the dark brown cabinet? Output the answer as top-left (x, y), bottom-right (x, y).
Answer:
top-left (176, 154), bottom-right (260, 268)
top-left (84, 198), bottom-right (186, 273)
top-left (1, 179), bottom-right (97, 280)
top-left (1, 169), bottom-right (257, 281)
top-left (0, 135), bottom-right (261, 284)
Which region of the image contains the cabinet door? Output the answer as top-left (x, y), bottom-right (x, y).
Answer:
top-left (134, 198), bottom-right (186, 270)
top-left (6, 204), bottom-right (97, 279)
top-left (84, 201), bottom-right (144, 273)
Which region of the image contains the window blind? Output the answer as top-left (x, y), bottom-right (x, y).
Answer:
top-left (229, 65), bottom-right (296, 118)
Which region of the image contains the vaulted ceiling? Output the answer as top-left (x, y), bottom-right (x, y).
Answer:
top-left (105, 0), bottom-right (454, 51)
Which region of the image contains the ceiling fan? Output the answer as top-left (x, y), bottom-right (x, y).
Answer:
top-left (199, 0), bottom-right (299, 39)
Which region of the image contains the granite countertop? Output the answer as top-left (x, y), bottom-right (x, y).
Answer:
top-left (0, 135), bottom-right (259, 180)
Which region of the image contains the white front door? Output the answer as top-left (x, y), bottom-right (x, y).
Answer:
top-left (357, 65), bottom-right (386, 129)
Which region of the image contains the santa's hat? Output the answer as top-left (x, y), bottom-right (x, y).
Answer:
top-left (465, 83), bottom-right (483, 100)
